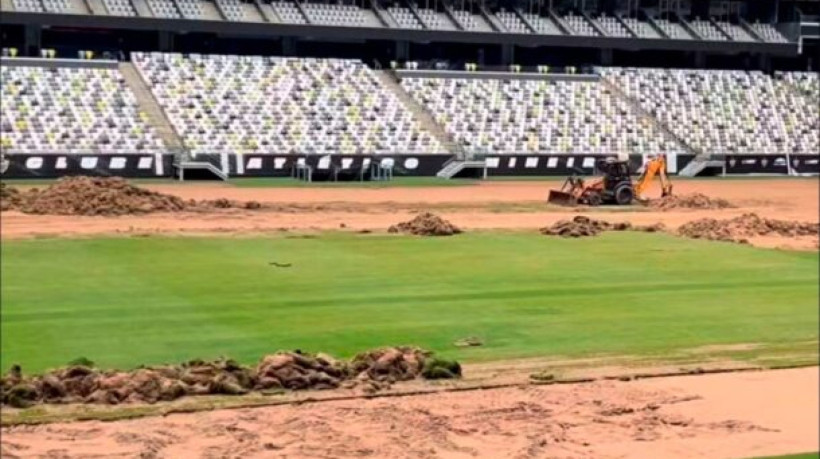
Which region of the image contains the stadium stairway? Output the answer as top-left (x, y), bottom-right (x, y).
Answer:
top-left (376, 70), bottom-right (460, 155)
top-left (200, 1), bottom-right (224, 20)
top-left (119, 62), bottom-right (185, 153)
top-left (130, 0), bottom-right (153, 17)
top-left (85, 0), bottom-right (107, 15)
top-left (599, 75), bottom-right (702, 159)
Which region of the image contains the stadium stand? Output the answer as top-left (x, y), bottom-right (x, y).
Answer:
top-left (452, 9), bottom-right (494, 32)
top-left (103, 0), bottom-right (137, 16)
top-left (602, 68), bottom-right (820, 155)
top-left (416, 7), bottom-right (458, 30)
top-left (621, 16), bottom-right (662, 38)
top-left (689, 17), bottom-right (729, 40)
top-left (388, 5), bottom-right (423, 29)
top-left (653, 18), bottom-right (694, 39)
top-left (496, 9), bottom-right (530, 33)
top-left (593, 14), bottom-right (632, 37)
top-left (132, 53), bottom-right (444, 155)
top-left (215, 0), bottom-right (245, 21)
top-left (12, 0), bottom-right (43, 12)
top-left (175, 0), bottom-right (203, 19)
top-left (781, 71), bottom-right (820, 99)
top-left (750, 21), bottom-right (790, 43)
top-left (271, 0), bottom-right (307, 23)
top-left (41, 0), bottom-right (70, 13)
top-left (0, 65), bottom-right (164, 154)
top-left (562, 12), bottom-right (599, 36)
top-left (400, 76), bottom-right (681, 155)
top-left (521, 12), bottom-right (563, 35)
top-left (715, 20), bottom-right (756, 41)
top-left (302, 2), bottom-right (367, 26)
top-left (146, 0), bottom-right (181, 18)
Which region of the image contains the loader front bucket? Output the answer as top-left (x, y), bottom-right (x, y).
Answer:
top-left (548, 190), bottom-right (577, 206)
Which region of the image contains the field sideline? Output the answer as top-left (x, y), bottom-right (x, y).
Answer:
top-left (2, 231), bottom-right (817, 373)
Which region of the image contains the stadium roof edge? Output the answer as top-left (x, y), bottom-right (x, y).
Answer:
top-left (0, 11), bottom-right (800, 56)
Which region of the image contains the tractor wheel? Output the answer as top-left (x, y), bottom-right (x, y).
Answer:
top-left (614, 185), bottom-right (634, 205)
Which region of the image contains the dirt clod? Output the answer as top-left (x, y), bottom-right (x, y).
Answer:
top-left (677, 213), bottom-right (819, 244)
top-left (647, 193), bottom-right (735, 211)
top-left (1, 347), bottom-right (455, 406)
top-left (388, 212), bottom-right (462, 236)
top-left (540, 216), bottom-right (665, 238)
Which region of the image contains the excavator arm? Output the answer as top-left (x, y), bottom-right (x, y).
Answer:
top-left (634, 155), bottom-right (673, 200)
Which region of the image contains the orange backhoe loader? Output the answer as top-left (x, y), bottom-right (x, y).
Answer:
top-left (547, 155), bottom-right (672, 206)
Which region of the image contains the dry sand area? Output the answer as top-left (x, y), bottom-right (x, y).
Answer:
top-left (2, 179), bottom-right (818, 250)
top-left (2, 367), bottom-right (817, 459)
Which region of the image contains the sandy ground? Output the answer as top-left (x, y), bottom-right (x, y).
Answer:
top-left (2, 367), bottom-right (816, 459)
top-left (1, 180), bottom-right (818, 250)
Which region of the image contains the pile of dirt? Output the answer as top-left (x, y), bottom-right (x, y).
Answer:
top-left (677, 213), bottom-right (819, 244)
top-left (0, 177), bottom-right (263, 216)
top-left (541, 216), bottom-right (665, 238)
top-left (388, 212), bottom-right (462, 236)
top-left (1, 347), bottom-right (455, 407)
top-left (0, 183), bottom-right (21, 211)
top-left (647, 193), bottom-right (735, 211)
top-left (1, 177), bottom-right (186, 216)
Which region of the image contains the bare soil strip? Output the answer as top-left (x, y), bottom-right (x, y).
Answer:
top-left (2, 367), bottom-right (816, 459)
top-left (2, 179), bottom-right (817, 250)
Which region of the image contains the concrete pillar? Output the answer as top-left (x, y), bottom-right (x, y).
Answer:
top-left (395, 41), bottom-right (409, 61)
top-left (694, 51), bottom-right (705, 68)
top-left (24, 24), bottom-right (41, 57)
top-left (601, 48), bottom-right (613, 66)
top-left (158, 31), bottom-right (174, 52)
top-left (500, 44), bottom-right (513, 66)
top-left (282, 37), bottom-right (296, 56)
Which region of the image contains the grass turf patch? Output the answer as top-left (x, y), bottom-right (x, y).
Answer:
top-left (1, 232), bottom-right (817, 373)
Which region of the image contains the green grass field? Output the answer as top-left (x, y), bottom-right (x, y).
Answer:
top-left (1, 232), bottom-right (818, 373)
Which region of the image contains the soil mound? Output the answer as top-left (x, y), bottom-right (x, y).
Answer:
top-left (540, 216), bottom-right (664, 238)
top-left (389, 212), bottom-right (461, 236)
top-left (0, 177), bottom-right (264, 216)
top-left (677, 213), bottom-right (819, 244)
top-left (647, 193), bottom-right (735, 211)
top-left (0, 183), bottom-right (21, 211)
top-left (2, 177), bottom-right (186, 216)
top-left (1, 347), bottom-right (454, 407)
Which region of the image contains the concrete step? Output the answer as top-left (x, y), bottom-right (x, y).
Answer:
top-left (85, 0), bottom-right (107, 15)
top-left (375, 70), bottom-right (458, 155)
top-left (130, 0), bottom-right (152, 17)
top-left (120, 62), bottom-right (185, 152)
top-left (240, 2), bottom-right (265, 22)
top-left (436, 159), bottom-right (486, 178)
top-left (199, 0), bottom-right (223, 20)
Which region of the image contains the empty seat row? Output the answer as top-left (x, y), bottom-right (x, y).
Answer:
top-left (132, 52), bottom-right (444, 155)
top-left (401, 77), bottom-right (681, 155)
top-left (302, 2), bottom-right (365, 26)
top-left (495, 9), bottom-right (530, 33)
top-left (602, 67), bottom-right (819, 155)
top-left (103, 0), bottom-right (136, 16)
top-left (271, 0), bottom-right (306, 23)
top-left (216, 0), bottom-right (244, 21)
top-left (1, 65), bottom-right (164, 154)
top-left (388, 6), bottom-right (422, 29)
